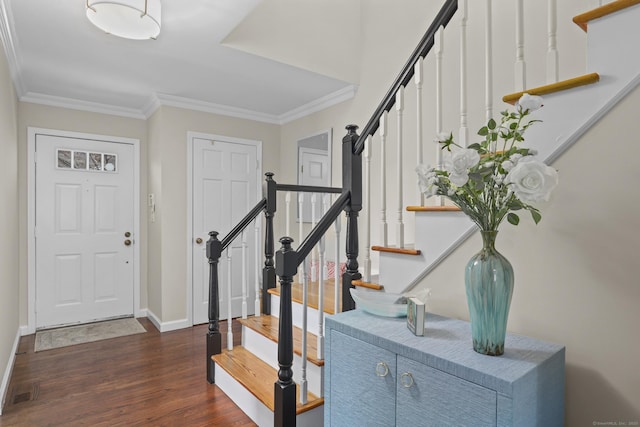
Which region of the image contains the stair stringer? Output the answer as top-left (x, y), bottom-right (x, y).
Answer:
top-left (378, 4), bottom-right (640, 294)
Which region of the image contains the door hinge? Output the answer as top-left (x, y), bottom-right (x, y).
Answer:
top-left (301, 165), bottom-right (304, 173)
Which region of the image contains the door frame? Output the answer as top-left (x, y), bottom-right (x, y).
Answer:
top-left (186, 131), bottom-right (262, 326)
top-left (27, 127), bottom-right (141, 334)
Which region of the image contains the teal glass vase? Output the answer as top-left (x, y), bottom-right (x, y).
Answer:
top-left (464, 230), bottom-right (514, 356)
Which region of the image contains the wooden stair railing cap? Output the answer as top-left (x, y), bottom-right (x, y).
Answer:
top-left (573, 0), bottom-right (640, 32)
top-left (371, 246), bottom-right (421, 256)
top-left (503, 73), bottom-right (600, 105)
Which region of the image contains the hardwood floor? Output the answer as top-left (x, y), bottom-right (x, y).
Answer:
top-left (0, 318), bottom-right (256, 426)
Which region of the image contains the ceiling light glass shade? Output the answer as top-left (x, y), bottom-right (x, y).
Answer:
top-left (86, 0), bottom-right (161, 40)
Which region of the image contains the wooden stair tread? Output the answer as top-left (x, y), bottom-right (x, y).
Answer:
top-left (573, 0), bottom-right (640, 32)
top-left (352, 280), bottom-right (384, 291)
top-left (212, 347), bottom-right (324, 415)
top-left (371, 245), bottom-right (421, 256)
top-left (268, 280), bottom-right (341, 314)
top-left (238, 315), bottom-right (324, 366)
top-left (503, 73), bottom-right (600, 105)
top-left (406, 205), bottom-right (461, 212)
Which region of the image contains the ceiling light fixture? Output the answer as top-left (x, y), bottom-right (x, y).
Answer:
top-left (86, 0), bottom-right (161, 40)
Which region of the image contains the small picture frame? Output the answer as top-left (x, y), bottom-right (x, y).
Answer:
top-left (406, 297), bottom-right (425, 336)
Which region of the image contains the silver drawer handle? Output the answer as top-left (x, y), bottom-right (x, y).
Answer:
top-left (400, 372), bottom-right (414, 388)
top-left (375, 362), bottom-right (389, 377)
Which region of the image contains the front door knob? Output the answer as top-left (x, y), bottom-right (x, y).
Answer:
top-left (124, 239), bottom-right (132, 246)
top-left (195, 237), bottom-right (203, 244)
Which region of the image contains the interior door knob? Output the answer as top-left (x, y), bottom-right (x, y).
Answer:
top-left (124, 239), bottom-right (132, 246)
top-left (195, 237), bottom-right (203, 244)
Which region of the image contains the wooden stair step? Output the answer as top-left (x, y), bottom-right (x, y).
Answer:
top-left (268, 280), bottom-right (340, 314)
top-left (573, 0), bottom-right (640, 32)
top-left (238, 315), bottom-right (324, 366)
top-left (213, 347), bottom-right (323, 415)
top-left (352, 280), bottom-right (384, 291)
top-left (371, 245), bottom-right (421, 256)
top-left (406, 205), bottom-right (461, 212)
top-left (502, 73), bottom-right (600, 105)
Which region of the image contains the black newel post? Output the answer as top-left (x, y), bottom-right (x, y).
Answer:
top-left (274, 237), bottom-right (297, 427)
top-left (206, 231), bottom-right (223, 384)
top-left (341, 125), bottom-right (363, 312)
top-left (262, 172), bottom-right (277, 315)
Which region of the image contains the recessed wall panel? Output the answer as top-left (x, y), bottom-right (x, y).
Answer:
top-left (94, 252), bottom-right (117, 301)
top-left (95, 185), bottom-right (118, 233)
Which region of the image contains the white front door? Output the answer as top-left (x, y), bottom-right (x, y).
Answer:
top-left (298, 147), bottom-right (331, 222)
top-left (191, 136), bottom-right (260, 325)
top-left (35, 134), bottom-right (135, 328)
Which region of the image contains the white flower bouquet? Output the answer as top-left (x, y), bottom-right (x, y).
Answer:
top-left (416, 94), bottom-right (558, 231)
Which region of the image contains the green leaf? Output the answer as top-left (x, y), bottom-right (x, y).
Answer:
top-left (531, 210), bottom-right (542, 224)
top-left (488, 118), bottom-right (496, 130)
top-left (478, 126), bottom-right (489, 136)
top-left (507, 213), bottom-right (520, 225)
top-left (467, 143), bottom-right (482, 150)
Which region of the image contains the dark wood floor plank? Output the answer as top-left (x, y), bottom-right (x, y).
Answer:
top-left (0, 318), bottom-right (256, 427)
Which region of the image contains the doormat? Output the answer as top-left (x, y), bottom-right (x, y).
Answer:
top-left (34, 318), bottom-right (146, 352)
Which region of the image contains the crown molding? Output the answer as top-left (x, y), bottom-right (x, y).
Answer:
top-left (0, 0), bottom-right (25, 96)
top-left (17, 85), bottom-right (357, 124)
top-left (20, 92), bottom-right (147, 120)
top-left (278, 84), bottom-right (358, 124)
top-left (154, 93), bottom-right (281, 124)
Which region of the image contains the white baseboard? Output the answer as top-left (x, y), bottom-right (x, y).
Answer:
top-left (0, 328), bottom-right (21, 415)
top-left (145, 309), bottom-right (191, 333)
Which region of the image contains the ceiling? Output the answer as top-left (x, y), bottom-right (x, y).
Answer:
top-left (0, 0), bottom-right (356, 122)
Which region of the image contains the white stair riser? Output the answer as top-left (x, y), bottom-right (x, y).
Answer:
top-left (215, 365), bottom-right (325, 427)
top-left (242, 326), bottom-right (324, 397)
top-left (270, 294), bottom-right (326, 337)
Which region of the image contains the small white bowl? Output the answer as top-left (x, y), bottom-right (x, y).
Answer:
top-left (350, 288), bottom-right (407, 317)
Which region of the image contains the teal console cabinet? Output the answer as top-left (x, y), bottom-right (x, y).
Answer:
top-left (324, 310), bottom-right (565, 426)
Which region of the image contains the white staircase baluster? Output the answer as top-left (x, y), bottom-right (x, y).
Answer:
top-left (363, 136), bottom-right (372, 282)
top-left (317, 194), bottom-right (328, 362)
top-left (485, 0), bottom-right (494, 122)
top-left (459, 0), bottom-right (469, 147)
top-left (300, 257), bottom-right (309, 405)
top-left (415, 58), bottom-right (425, 206)
top-left (298, 192), bottom-right (304, 278)
top-left (254, 218), bottom-right (260, 317)
top-left (515, 0), bottom-right (526, 91)
top-left (379, 111), bottom-right (388, 246)
top-left (435, 26), bottom-right (444, 207)
top-left (226, 248), bottom-right (233, 351)
top-left (547, 0), bottom-right (559, 83)
top-left (395, 87), bottom-right (405, 248)
top-left (334, 206), bottom-right (342, 314)
top-left (285, 191), bottom-right (291, 237)
top-left (310, 193), bottom-right (317, 282)
top-left (241, 230), bottom-right (247, 319)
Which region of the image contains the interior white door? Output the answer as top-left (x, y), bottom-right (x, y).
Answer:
top-left (298, 147), bottom-right (331, 222)
top-left (192, 137), bottom-right (259, 325)
top-left (35, 134), bottom-right (135, 328)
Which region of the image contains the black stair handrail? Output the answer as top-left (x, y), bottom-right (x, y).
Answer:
top-left (353, 0), bottom-right (458, 154)
top-left (205, 196), bottom-right (266, 385)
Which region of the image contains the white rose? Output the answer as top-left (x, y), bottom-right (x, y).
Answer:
top-left (516, 93), bottom-right (544, 113)
top-left (443, 148), bottom-right (480, 187)
top-left (505, 158), bottom-right (558, 203)
top-left (416, 164), bottom-right (439, 197)
top-left (434, 132), bottom-right (450, 143)
top-left (502, 160), bottom-right (514, 172)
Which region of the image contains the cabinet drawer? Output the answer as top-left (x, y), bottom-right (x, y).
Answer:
top-left (397, 356), bottom-right (497, 426)
top-left (328, 331), bottom-right (397, 427)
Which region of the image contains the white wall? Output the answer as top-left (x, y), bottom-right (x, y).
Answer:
top-left (146, 106), bottom-right (282, 326)
top-left (0, 36), bottom-right (19, 412)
